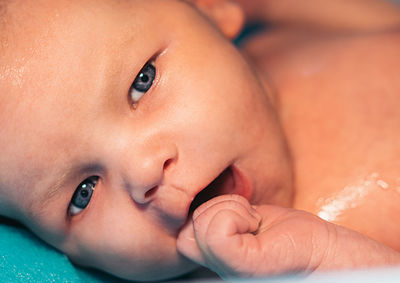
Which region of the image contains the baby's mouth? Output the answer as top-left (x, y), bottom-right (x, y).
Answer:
top-left (188, 166), bottom-right (252, 215)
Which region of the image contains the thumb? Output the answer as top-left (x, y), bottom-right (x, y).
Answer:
top-left (176, 219), bottom-right (207, 266)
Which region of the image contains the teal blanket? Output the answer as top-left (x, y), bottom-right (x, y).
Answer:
top-left (0, 222), bottom-right (127, 282)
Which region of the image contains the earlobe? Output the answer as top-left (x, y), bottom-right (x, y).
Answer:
top-left (192, 0), bottom-right (245, 39)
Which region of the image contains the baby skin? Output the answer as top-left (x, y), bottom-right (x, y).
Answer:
top-left (178, 0), bottom-right (400, 279)
top-left (1, 0), bottom-right (400, 281)
top-left (178, 195), bottom-right (400, 278)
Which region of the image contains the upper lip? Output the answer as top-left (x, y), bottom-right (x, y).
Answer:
top-left (187, 164), bottom-right (253, 217)
top-left (155, 164), bottom-right (253, 233)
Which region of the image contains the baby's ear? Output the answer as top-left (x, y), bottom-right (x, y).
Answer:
top-left (191, 0), bottom-right (244, 39)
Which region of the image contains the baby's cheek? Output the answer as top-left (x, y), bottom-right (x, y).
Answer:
top-left (64, 220), bottom-right (187, 280)
top-left (72, 236), bottom-right (194, 281)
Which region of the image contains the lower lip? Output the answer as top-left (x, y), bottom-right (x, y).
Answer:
top-left (230, 165), bottom-right (253, 200)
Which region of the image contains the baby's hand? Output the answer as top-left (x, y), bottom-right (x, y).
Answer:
top-left (177, 195), bottom-right (328, 278)
top-left (177, 194), bottom-right (263, 278)
top-left (177, 195), bottom-right (400, 279)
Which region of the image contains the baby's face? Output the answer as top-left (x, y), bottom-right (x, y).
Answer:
top-left (0, 0), bottom-right (293, 281)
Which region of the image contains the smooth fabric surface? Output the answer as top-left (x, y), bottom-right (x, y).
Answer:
top-left (0, 223), bottom-right (127, 282)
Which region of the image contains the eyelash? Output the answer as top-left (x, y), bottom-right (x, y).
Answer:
top-left (68, 176), bottom-right (98, 216)
top-left (129, 60), bottom-right (157, 109)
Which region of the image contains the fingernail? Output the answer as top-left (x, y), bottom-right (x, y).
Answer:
top-left (178, 219), bottom-right (195, 241)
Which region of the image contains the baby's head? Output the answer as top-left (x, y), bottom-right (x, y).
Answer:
top-left (0, 0), bottom-right (293, 280)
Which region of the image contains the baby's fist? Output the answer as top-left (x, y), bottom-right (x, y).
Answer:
top-left (177, 194), bottom-right (263, 278)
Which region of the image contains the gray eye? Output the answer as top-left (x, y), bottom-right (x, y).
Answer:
top-left (130, 62), bottom-right (156, 104)
top-left (69, 177), bottom-right (98, 216)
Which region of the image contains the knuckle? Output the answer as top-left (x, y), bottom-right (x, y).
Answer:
top-left (193, 213), bottom-right (208, 231)
top-left (216, 199), bottom-right (249, 212)
top-left (218, 194), bottom-right (250, 206)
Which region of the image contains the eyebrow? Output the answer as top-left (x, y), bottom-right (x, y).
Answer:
top-left (33, 163), bottom-right (104, 216)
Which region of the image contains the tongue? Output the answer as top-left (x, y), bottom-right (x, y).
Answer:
top-left (188, 167), bottom-right (234, 214)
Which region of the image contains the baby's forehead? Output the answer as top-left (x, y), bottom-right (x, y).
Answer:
top-left (0, 0), bottom-right (122, 214)
top-left (1, 0), bottom-right (140, 102)
top-left (1, 0), bottom-right (152, 55)
top-left (1, 0), bottom-right (188, 119)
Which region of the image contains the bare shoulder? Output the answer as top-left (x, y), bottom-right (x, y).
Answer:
top-left (242, 30), bottom-right (400, 251)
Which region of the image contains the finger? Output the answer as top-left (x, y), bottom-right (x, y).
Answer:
top-left (193, 201), bottom-right (261, 266)
top-left (197, 209), bottom-right (261, 277)
top-left (207, 209), bottom-right (260, 239)
top-left (193, 198), bottom-right (261, 241)
top-left (178, 196), bottom-right (260, 269)
top-left (193, 194), bottom-right (258, 221)
top-left (176, 219), bottom-right (207, 266)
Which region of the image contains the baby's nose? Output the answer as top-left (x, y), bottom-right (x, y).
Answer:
top-left (123, 143), bottom-right (177, 205)
top-left (128, 184), bottom-right (157, 205)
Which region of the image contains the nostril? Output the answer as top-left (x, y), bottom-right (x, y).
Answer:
top-left (145, 186), bottom-right (158, 199)
top-left (163, 158), bottom-right (174, 171)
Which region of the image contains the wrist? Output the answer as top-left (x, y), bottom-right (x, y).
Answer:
top-left (317, 222), bottom-right (400, 270)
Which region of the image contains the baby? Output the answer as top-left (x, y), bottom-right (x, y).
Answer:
top-left (1, 0), bottom-right (400, 281)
